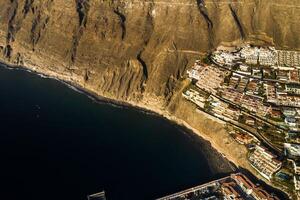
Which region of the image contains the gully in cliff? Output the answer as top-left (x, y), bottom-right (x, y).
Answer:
top-left (0, 0), bottom-right (299, 199)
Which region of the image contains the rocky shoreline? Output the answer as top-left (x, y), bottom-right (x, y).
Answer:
top-left (0, 60), bottom-right (235, 174)
top-left (1, 58), bottom-right (293, 198)
top-left (0, 59), bottom-right (252, 169)
top-left (0, 60), bottom-right (253, 170)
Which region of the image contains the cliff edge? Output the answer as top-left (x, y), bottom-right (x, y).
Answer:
top-left (0, 0), bottom-right (299, 104)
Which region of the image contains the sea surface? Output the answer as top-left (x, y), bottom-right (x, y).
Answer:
top-left (0, 64), bottom-right (228, 200)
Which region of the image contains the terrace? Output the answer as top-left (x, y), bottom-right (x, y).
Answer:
top-left (220, 88), bottom-right (268, 115)
top-left (194, 65), bottom-right (224, 94)
top-left (277, 50), bottom-right (300, 68)
top-left (182, 88), bottom-right (207, 108)
top-left (248, 145), bottom-right (282, 180)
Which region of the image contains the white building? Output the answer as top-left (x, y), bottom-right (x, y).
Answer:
top-left (248, 145), bottom-right (282, 180)
top-left (187, 64), bottom-right (203, 80)
top-left (294, 175), bottom-right (300, 190)
top-left (294, 161), bottom-right (300, 175)
top-left (284, 143), bottom-right (300, 157)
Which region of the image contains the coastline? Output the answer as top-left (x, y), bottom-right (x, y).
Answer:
top-left (0, 60), bottom-right (289, 198)
top-left (0, 60), bottom-right (238, 168)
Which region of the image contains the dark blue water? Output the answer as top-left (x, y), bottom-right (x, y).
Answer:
top-left (0, 65), bottom-right (224, 200)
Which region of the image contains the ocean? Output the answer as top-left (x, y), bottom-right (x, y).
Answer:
top-left (0, 64), bottom-right (230, 200)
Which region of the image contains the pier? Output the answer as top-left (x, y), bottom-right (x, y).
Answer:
top-left (87, 191), bottom-right (106, 200)
top-left (157, 173), bottom-right (281, 200)
top-left (156, 176), bottom-right (230, 200)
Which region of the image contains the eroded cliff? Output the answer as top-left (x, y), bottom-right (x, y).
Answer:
top-left (0, 0), bottom-right (299, 106)
top-left (0, 0), bottom-right (299, 186)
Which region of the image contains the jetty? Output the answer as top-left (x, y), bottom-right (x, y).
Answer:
top-left (87, 191), bottom-right (106, 200)
top-left (156, 176), bottom-right (230, 200)
top-left (157, 173), bottom-right (280, 200)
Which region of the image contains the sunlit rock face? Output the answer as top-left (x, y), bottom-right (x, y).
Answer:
top-left (0, 0), bottom-right (299, 104)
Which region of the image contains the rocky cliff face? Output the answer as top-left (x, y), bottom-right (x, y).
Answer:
top-left (0, 0), bottom-right (299, 107)
top-left (1, 1), bottom-right (299, 191)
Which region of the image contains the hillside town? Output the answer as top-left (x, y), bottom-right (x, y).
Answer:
top-left (182, 45), bottom-right (300, 199)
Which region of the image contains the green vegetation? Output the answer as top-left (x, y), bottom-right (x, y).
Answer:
top-left (202, 55), bottom-right (212, 65)
top-left (257, 84), bottom-right (265, 96)
top-left (270, 116), bottom-right (285, 123)
top-left (223, 75), bottom-right (231, 86)
top-left (231, 64), bottom-right (239, 71)
top-left (270, 70), bottom-right (277, 79)
top-left (238, 115), bottom-right (246, 124)
top-left (204, 101), bottom-right (212, 112)
top-left (261, 124), bottom-right (270, 132)
top-left (272, 169), bottom-right (295, 193)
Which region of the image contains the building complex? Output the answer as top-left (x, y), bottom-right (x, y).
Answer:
top-left (182, 45), bottom-right (300, 197)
